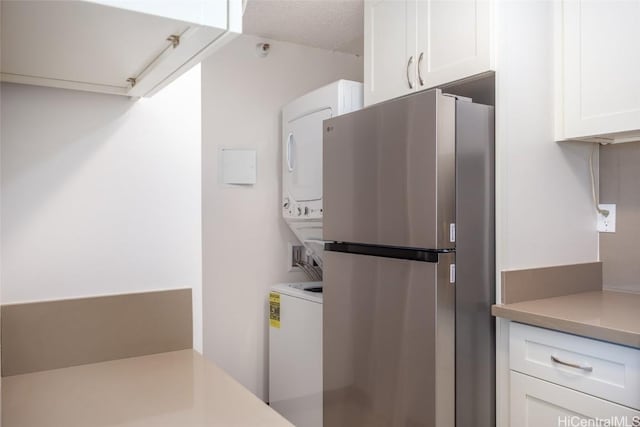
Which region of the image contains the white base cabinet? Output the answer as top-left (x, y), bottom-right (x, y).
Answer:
top-left (511, 372), bottom-right (640, 427)
top-left (364, 0), bottom-right (493, 106)
top-left (556, 0), bottom-right (640, 143)
top-left (510, 322), bottom-right (640, 409)
top-left (509, 323), bottom-right (640, 427)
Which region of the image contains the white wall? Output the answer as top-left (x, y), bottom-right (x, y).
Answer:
top-left (0, 66), bottom-right (203, 352)
top-left (493, 2), bottom-right (599, 425)
top-left (202, 34), bottom-right (363, 400)
top-left (495, 1), bottom-right (598, 277)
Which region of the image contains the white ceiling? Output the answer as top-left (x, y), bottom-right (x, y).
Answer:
top-left (242, 0), bottom-right (364, 56)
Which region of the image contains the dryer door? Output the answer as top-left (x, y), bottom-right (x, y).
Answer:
top-left (285, 108), bottom-right (332, 203)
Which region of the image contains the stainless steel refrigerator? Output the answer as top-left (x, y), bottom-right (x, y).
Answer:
top-left (322, 88), bottom-right (495, 427)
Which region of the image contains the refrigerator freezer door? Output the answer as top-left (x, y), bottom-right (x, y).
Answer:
top-left (323, 89), bottom-right (455, 250)
top-left (323, 251), bottom-right (455, 427)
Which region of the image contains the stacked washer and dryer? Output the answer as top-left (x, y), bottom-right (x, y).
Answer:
top-left (281, 79), bottom-right (364, 267)
top-left (268, 80), bottom-right (363, 427)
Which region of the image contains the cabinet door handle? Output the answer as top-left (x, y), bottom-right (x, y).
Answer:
top-left (406, 56), bottom-right (414, 89)
top-left (550, 355), bottom-right (593, 372)
top-left (418, 52), bottom-right (425, 86)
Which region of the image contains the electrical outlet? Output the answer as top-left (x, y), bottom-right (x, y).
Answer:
top-left (597, 204), bottom-right (616, 233)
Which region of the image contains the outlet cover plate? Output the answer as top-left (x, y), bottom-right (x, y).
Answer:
top-left (597, 204), bottom-right (616, 233)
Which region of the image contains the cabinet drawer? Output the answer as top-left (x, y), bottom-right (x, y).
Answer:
top-left (510, 371), bottom-right (640, 427)
top-left (510, 322), bottom-right (640, 409)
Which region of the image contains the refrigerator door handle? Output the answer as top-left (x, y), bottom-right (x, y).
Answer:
top-left (324, 242), bottom-right (451, 263)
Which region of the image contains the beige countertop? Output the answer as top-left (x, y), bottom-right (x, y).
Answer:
top-left (492, 290), bottom-right (640, 348)
top-left (2, 350), bottom-right (294, 427)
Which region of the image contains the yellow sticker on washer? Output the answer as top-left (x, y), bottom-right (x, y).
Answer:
top-left (269, 292), bottom-right (280, 328)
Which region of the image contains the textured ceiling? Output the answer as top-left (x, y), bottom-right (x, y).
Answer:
top-left (242, 0), bottom-right (364, 56)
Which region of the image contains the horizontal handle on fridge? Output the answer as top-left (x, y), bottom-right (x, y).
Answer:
top-left (325, 242), bottom-right (453, 263)
top-left (304, 239), bottom-right (329, 245)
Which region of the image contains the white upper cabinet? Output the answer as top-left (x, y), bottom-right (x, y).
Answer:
top-left (0, 0), bottom-right (242, 98)
top-left (364, 0), bottom-right (493, 106)
top-left (416, 0), bottom-right (492, 89)
top-left (556, 0), bottom-right (640, 143)
top-left (364, 0), bottom-right (417, 106)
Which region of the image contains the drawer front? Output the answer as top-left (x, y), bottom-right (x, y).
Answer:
top-left (510, 322), bottom-right (640, 409)
top-left (510, 371), bottom-right (640, 427)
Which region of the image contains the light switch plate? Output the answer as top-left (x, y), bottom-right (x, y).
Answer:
top-left (597, 204), bottom-right (616, 233)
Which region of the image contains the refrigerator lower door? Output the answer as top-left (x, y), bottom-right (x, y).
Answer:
top-left (323, 250), bottom-right (455, 427)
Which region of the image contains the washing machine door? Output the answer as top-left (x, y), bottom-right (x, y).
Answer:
top-left (284, 108), bottom-right (332, 203)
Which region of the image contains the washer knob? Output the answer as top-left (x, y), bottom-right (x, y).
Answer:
top-left (296, 207), bottom-right (302, 216)
top-left (304, 207), bottom-right (310, 215)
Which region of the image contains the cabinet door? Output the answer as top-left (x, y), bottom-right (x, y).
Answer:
top-left (364, 0), bottom-right (417, 106)
top-left (510, 321), bottom-right (640, 410)
top-left (416, 0), bottom-right (492, 89)
top-left (0, 0), bottom-right (239, 98)
top-left (86, 0), bottom-right (232, 30)
top-left (510, 371), bottom-right (640, 427)
top-left (561, 0), bottom-right (640, 141)
top-left (284, 108), bottom-right (332, 204)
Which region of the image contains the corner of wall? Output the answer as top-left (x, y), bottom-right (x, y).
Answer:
top-left (201, 34), bottom-right (363, 400)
